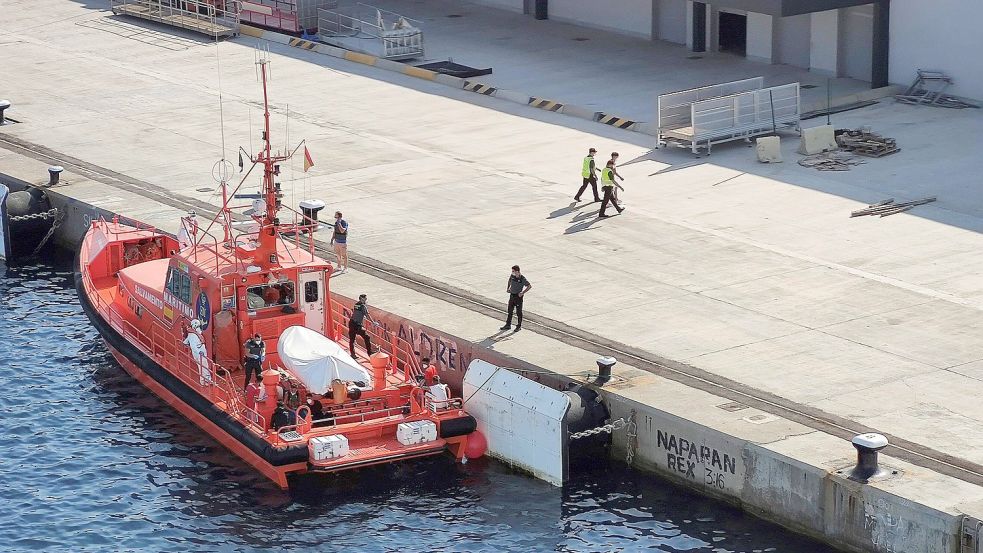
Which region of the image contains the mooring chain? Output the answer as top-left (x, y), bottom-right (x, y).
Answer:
top-left (8, 208), bottom-right (59, 223)
top-left (569, 417), bottom-right (626, 441)
top-left (29, 208), bottom-right (64, 257)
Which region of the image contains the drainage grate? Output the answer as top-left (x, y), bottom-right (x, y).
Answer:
top-left (687, 55), bottom-right (703, 60)
top-left (717, 401), bottom-right (749, 412)
top-left (801, 84), bottom-right (819, 89)
top-left (446, 14), bottom-right (462, 18)
top-left (573, 37), bottom-right (590, 41)
top-left (196, 187), bottom-right (213, 193)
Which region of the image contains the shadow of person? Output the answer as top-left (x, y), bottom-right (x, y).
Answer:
top-left (477, 330), bottom-right (513, 348)
top-left (564, 216), bottom-right (604, 235)
top-left (548, 201), bottom-right (581, 220)
top-left (569, 210), bottom-right (598, 223)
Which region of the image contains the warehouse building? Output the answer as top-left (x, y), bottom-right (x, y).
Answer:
top-left (474, 0), bottom-right (983, 100)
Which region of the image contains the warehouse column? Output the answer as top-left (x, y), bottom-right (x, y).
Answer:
top-left (691, 2), bottom-right (707, 52)
top-left (871, 0), bottom-right (890, 88)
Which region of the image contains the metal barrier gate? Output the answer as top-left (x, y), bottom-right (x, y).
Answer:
top-left (111, 0), bottom-right (241, 38)
top-left (318, 2), bottom-right (423, 60)
top-left (657, 77), bottom-right (802, 155)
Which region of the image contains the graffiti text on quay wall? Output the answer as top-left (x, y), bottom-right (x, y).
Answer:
top-left (657, 429), bottom-right (737, 489)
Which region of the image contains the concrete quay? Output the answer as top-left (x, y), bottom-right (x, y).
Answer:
top-left (5, 1), bottom-right (983, 551)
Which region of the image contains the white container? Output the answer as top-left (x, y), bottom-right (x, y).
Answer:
top-left (397, 420), bottom-right (438, 445)
top-left (309, 434), bottom-right (350, 461)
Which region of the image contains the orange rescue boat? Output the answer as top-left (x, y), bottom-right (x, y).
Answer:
top-left (74, 55), bottom-right (476, 488)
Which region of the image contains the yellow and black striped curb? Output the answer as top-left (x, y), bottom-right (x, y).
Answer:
top-left (529, 97), bottom-right (563, 112)
top-left (288, 37), bottom-right (318, 50)
top-left (463, 81), bottom-right (497, 95)
top-left (597, 113), bottom-right (636, 130)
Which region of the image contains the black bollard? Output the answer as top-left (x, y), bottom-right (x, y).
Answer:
top-left (0, 100), bottom-right (10, 125)
top-left (48, 166), bottom-right (64, 186)
top-left (847, 433), bottom-right (889, 483)
top-left (299, 199), bottom-right (326, 231)
top-left (595, 356), bottom-right (616, 384)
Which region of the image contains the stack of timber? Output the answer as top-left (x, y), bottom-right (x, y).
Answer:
top-left (850, 197), bottom-right (936, 218)
top-left (835, 129), bottom-right (900, 158)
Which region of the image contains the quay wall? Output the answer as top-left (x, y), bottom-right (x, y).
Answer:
top-left (2, 174), bottom-right (974, 553)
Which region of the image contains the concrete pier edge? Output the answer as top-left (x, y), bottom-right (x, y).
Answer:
top-left (3, 149), bottom-right (983, 552)
top-left (237, 25), bottom-right (903, 138)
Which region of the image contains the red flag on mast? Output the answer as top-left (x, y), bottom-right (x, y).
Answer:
top-left (303, 146), bottom-right (314, 172)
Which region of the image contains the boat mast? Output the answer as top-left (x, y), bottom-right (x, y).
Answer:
top-left (254, 55), bottom-right (287, 268)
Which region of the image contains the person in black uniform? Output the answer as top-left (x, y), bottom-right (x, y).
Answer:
top-left (348, 293), bottom-right (375, 358)
top-left (500, 265), bottom-right (532, 332)
top-left (243, 333), bottom-right (265, 390)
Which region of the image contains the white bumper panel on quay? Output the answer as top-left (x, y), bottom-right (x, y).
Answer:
top-left (463, 359), bottom-right (570, 486)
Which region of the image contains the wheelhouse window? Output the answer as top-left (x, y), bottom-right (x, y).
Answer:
top-left (304, 280), bottom-right (319, 303)
top-left (246, 281), bottom-right (296, 310)
top-left (166, 267), bottom-right (192, 305)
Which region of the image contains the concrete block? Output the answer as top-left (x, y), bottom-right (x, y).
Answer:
top-left (798, 125), bottom-right (837, 155)
top-left (494, 88), bottom-right (531, 105)
top-left (239, 25), bottom-right (265, 38)
top-left (315, 44), bottom-right (348, 59)
top-left (756, 136), bottom-right (783, 163)
top-left (434, 73), bottom-right (465, 88)
top-left (373, 58), bottom-right (405, 73)
top-left (560, 103), bottom-right (600, 122)
top-left (632, 121), bottom-right (659, 136)
top-left (402, 65), bottom-right (437, 81)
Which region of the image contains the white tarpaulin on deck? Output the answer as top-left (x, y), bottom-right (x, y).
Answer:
top-left (278, 326), bottom-right (373, 394)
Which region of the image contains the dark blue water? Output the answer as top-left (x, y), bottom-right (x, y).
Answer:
top-left (0, 253), bottom-right (837, 553)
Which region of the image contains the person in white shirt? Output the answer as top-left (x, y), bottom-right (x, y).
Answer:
top-left (184, 319), bottom-right (211, 386)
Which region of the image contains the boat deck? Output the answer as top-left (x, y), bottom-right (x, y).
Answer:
top-left (309, 436), bottom-right (447, 471)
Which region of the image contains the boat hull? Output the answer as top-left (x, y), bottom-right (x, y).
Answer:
top-left (74, 262), bottom-right (308, 488)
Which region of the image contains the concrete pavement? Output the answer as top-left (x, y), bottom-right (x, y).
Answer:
top-left (4, 1), bottom-right (983, 549)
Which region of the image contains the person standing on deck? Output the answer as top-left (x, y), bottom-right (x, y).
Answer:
top-left (575, 148), bottom-right (601, 203)
top-left (500, 265), bottom-right (532, 332)
top-left (348, 294), bottom-right (375, 358)
top-left (331, 211), bottom-right (349, 272)
top-left (243, 333), bottom-right (265, 391)
top-left (422, 356), bottom-right (438, 386)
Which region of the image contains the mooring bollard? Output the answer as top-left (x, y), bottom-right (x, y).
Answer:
top-left (0, 100), bottom-right (10, 125)
top-left (299, 199), bottom-right (326, 230)
top-left (48, 166), bottom-right (64, 186)
top-left (847, 433), bottom-right (889, 482)
top-left (596, 356), bottom-right (616, 384)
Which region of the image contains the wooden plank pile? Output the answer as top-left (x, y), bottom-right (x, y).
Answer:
top-left (850, 197), bottom-right (936, 218)
top-left (798, 151), bottom-right (865, 171)
top-left (835, 128), bottom-right (900, 158)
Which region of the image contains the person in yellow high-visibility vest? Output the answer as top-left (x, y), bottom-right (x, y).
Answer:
top-left (574, 147), bottom-right (601, 202)
top-left (598, 160), bottom-right (625, 217)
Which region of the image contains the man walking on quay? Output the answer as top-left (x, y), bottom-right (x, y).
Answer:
top-left (575, 147), bottom-right (601, 203)
top-left (609, 152), bottom-right (626, 204)
top-left (500, 265), bottom-right (532, 332)
top-left (599, 160), bottom-right (625, 217)
top-left (348, 293), bottom-right (375, 358)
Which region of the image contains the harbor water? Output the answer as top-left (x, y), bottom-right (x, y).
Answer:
top-left (0, 252), bottom-right (839, 552)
